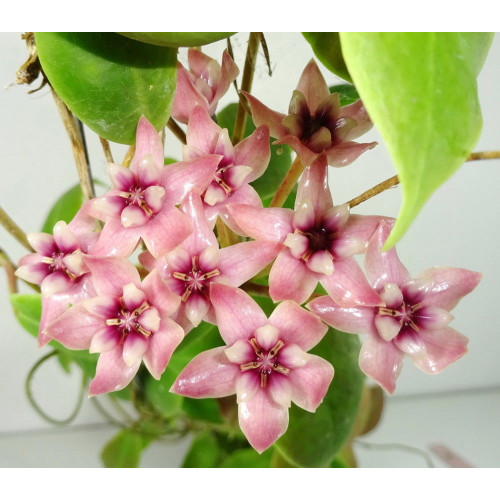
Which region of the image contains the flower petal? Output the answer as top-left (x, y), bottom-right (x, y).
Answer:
top-left (296, 59), bottom-right (330, 113)
top-left (359, 334), bottom-right (404, 394)
top-left (171, 346), bottom-right (239, 398)
top-left (269, 300), bottom-right (328, 351)
top-left (269, 250), bottom-right (318, 304)
top-left (321, 257), bottom-right (383, 308)
top-left (288, 354), bottom-right (334, 412)
top-left (233, 125), bottom-right (271, 182)
top-left (186, 105), bottom-right (223, 154)
top-left (235, 372), bottom-right (260, 404)
top-left (238, 389), bottom-right (289, 453)
top-left (210, 283), bottom-right (268, 345)
top-left (83, 256), bottom-right (140, 296)
top-left (123, 331), bottom-right (150, 367)
top-left (374, 315), bottom-right (401, 342)
top-left (108, 163), bottom-right (136, 191)
top-left (365, 219), bottom-right (410, 291)
top-left (121, 204), bottom-right (149, 228)
top-left (141, 269), bottom-right (181, 318)
top-left (143, 318), bottom-right (184, 379)
top-left (338, 100), bottom-right (373, 140)
top-left (325, 140), bottom-right (377, 167)
top-left (89, 347), bottom-right (141, 396)
top-left (295, 157), bottom-right (332, 214)
top-left (306, 250), bottom-right (334, 275)
top-left (307, 295), bottom-right (377, 336)
top-left (185, 293), bottom-right (211, 327)
top-left (131, 116), bottom-right (164, 173)
top-left (242, 91), bottom-right (287, 139)
top-left (90, 217), bottom-right (141, 258)
top-left (227, 204), bottom-right (293, 241)
top-left (27, 232), bottom-right (56, 256)
top-left (52, 221), bottom-right (79, 254)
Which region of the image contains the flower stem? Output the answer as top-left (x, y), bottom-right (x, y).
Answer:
top-left (167, 118), bottom-right (187, 145)
top-left (0, 248), bottom-right (18, 293)
top-left (122, 145), bottom-right (136, 167)
top-left (270, 156), bottom-right (305, 208)
top-left (0, 205), bottom-right (32, 251)
top-left (25, 351), bottom-right (87, 426)
top-left (347, 150), bottom-right (500, 209)
top-left (50, 88), bottom-right (96, 201)
top-left (99, 137), bottom-right (114, 164)
top-left (232, 32), bottom-right (261, 144)
top-left (216, 217), bottom-right (240, 248)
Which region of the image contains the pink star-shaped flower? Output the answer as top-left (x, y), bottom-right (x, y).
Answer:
top-left (244, 59), bottom-right (376, 167)
top-left (183, 106), bottom-right (270, 231)
top-left (172, 49), bottom-right (239, 124)
top-left (139, 191), bottom-right (281, 332)
top-left (228, 154), bottom-right (385, 305)
top-left (87, 116), bottom-right (220, 258)
top-left (171, 283), bottom-right (333, 453)
top-left (308, 219), bottom-right (482, 394)
top-left (45, 256), bottom-right (184, 396)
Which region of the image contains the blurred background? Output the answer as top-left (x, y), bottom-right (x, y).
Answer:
top-left (1, 32), bottom-right (499, 467)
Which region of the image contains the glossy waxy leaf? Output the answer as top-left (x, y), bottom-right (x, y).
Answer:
top-left (330, 84), bottom-right (360, 107)
top-left (218, 447), bottom-right (273, 467)
top-left (303, 32), bottom-right (352, 83)
top-left (217, 103), bottom-right (294, 208)
top-left (35, 32), bottom-right (177, 144)
top-left (101, 429), bottom-right (149, 468)
top-left (42, 184), bottom-right (84, 233)
top-left (275, 329), bottom-right (365, 468)
top-left (119, 32), bottom-right (235, 48)
top-left (339, 32), bottom-right (493, 248)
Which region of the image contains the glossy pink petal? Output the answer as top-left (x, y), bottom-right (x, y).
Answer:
top-left (172, 64), bottom-right (209, 124)
top-left (108, 163), bottom-right (135, 191)
top-left (307, 296), bottom-right (377, 336)
top-left (295, 156), bottom-right (332, 214)
top-left (242, 91), bottom-right (287, 139)
top-left (339, 100), bottom-right (374, 140)
top-left (141, 269), bottom-right (181, 318)
top-left (131, 116), bottom-right (164, 172)
top-left (218, 241), bottom-right (281, 287)
top-left (186, 106), bottom-right (223, 155)
top-left (212, 50), bottom-right (240, 107)
top-left (171, 346), bottom-right (239, 398)
top-left (143, 318), bottom-right (184, 379)
top-left (89, 347), bottom-right (141, 396)
top-left (90, 217), bottom-right (141, 258)
top-left (365, 219), bottom-right (411, 291)
top-left (140, 206), bottom-right (192, 259)
top-left (395, 326), bottom-right (469, 375)
top-left (162, 155), bottom-right (221, 205)
top-left (83, 256), bottom-right (140, 296)
top-left (226, 204), bottom-right (293, 241)
top-left (405, 267), bottom-right (482, 311)
top-left (274, 135), bottom-right (320, 168)
top-left (269, 250), bottom-right (318, 304)
top-left (233, 125), bottom-right (270, 182)
top-left (296, 59), bottom-right (331, 113)
top-left (320, 257), bottom-right (383, 308)
top-left (45, 303), bottom-right (105, 350)
top-left (288, 355), bottom-right (334, 412)
top-left (324, 140), bottom-right (377, 167)
top-left (52, 221), bottom-right (79, 254)
top-left (359, 334), bottom-right (404, 394)
top-left (40, 271), bottom-right (73, 297)
top-left (210, 283), bottom-right (267, 345)
top-left (238, 389), bottom-right (289, 453)
top-left (27, 232), bottom-right (56, 256)
top-left (269, 300), bottom-right (328, 351)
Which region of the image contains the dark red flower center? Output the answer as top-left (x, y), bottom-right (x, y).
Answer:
top-left (172, 255), bottom-right (220, 302)
top-left (106, 301), bottom-right (153, 341)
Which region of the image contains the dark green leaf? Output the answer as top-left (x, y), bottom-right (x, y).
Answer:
top-left (339, 32), bottom-right (493, 248)
top-left (329, 84), bottom-right (360, 107)
top-left (183, 397), bottom-right (223, 424)
top-left (42, 184), bottom-right (84, 233)
top-left (217, 103), bottom-right (294, 207)
top-left (119, 32), bottom-right (236, 48)
top-left (218, 447), bottom-right (273, 468)
top-left (303, 32), bottom-right (352, 83)
top-left (101, 428), bottom-right (149, 468)
top-left (143, 364), bottom-right (184, 419)
top-left (36, 32), bottom-right (177, 144)
top-left (182, 431), bottom-right (220, 468)
top-left (275, 329), bottom-right (365, 467)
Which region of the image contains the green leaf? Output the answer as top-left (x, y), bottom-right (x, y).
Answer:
top-left (119, 32), bottom-right (236, 48)
top-left (218, 447), bottom-right (273, 468)
top-left (217, 103), bottom-right (294, 207)
top-left (303, 32), bottom-right (352, 83)
top-left (42, 184), bottom-right (84, 233)
top-left (339, 32), bottom-right (493, 248)
top-left (35, 32), bottom-right (177, 144)
top-left (329, 84), bottom-right (360, 107)
top-left (10, 293), bottom-right (41, 337)
top-left (101, 428), bottom-right (149, 468)
top-left (182, 431), bottom-right (221, 468)
top-left (143, 364), bottom-right (184, 419)
top-left (274, 329), bottom-right (365, 467)
top-left (182, 397), bottom-right (223, 424)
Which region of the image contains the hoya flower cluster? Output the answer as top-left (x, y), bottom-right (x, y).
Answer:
top-left (16, 49), bottom-right (481, 453)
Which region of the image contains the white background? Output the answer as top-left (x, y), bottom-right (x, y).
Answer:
top-left (0, 32), bottom-right (499, 467)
